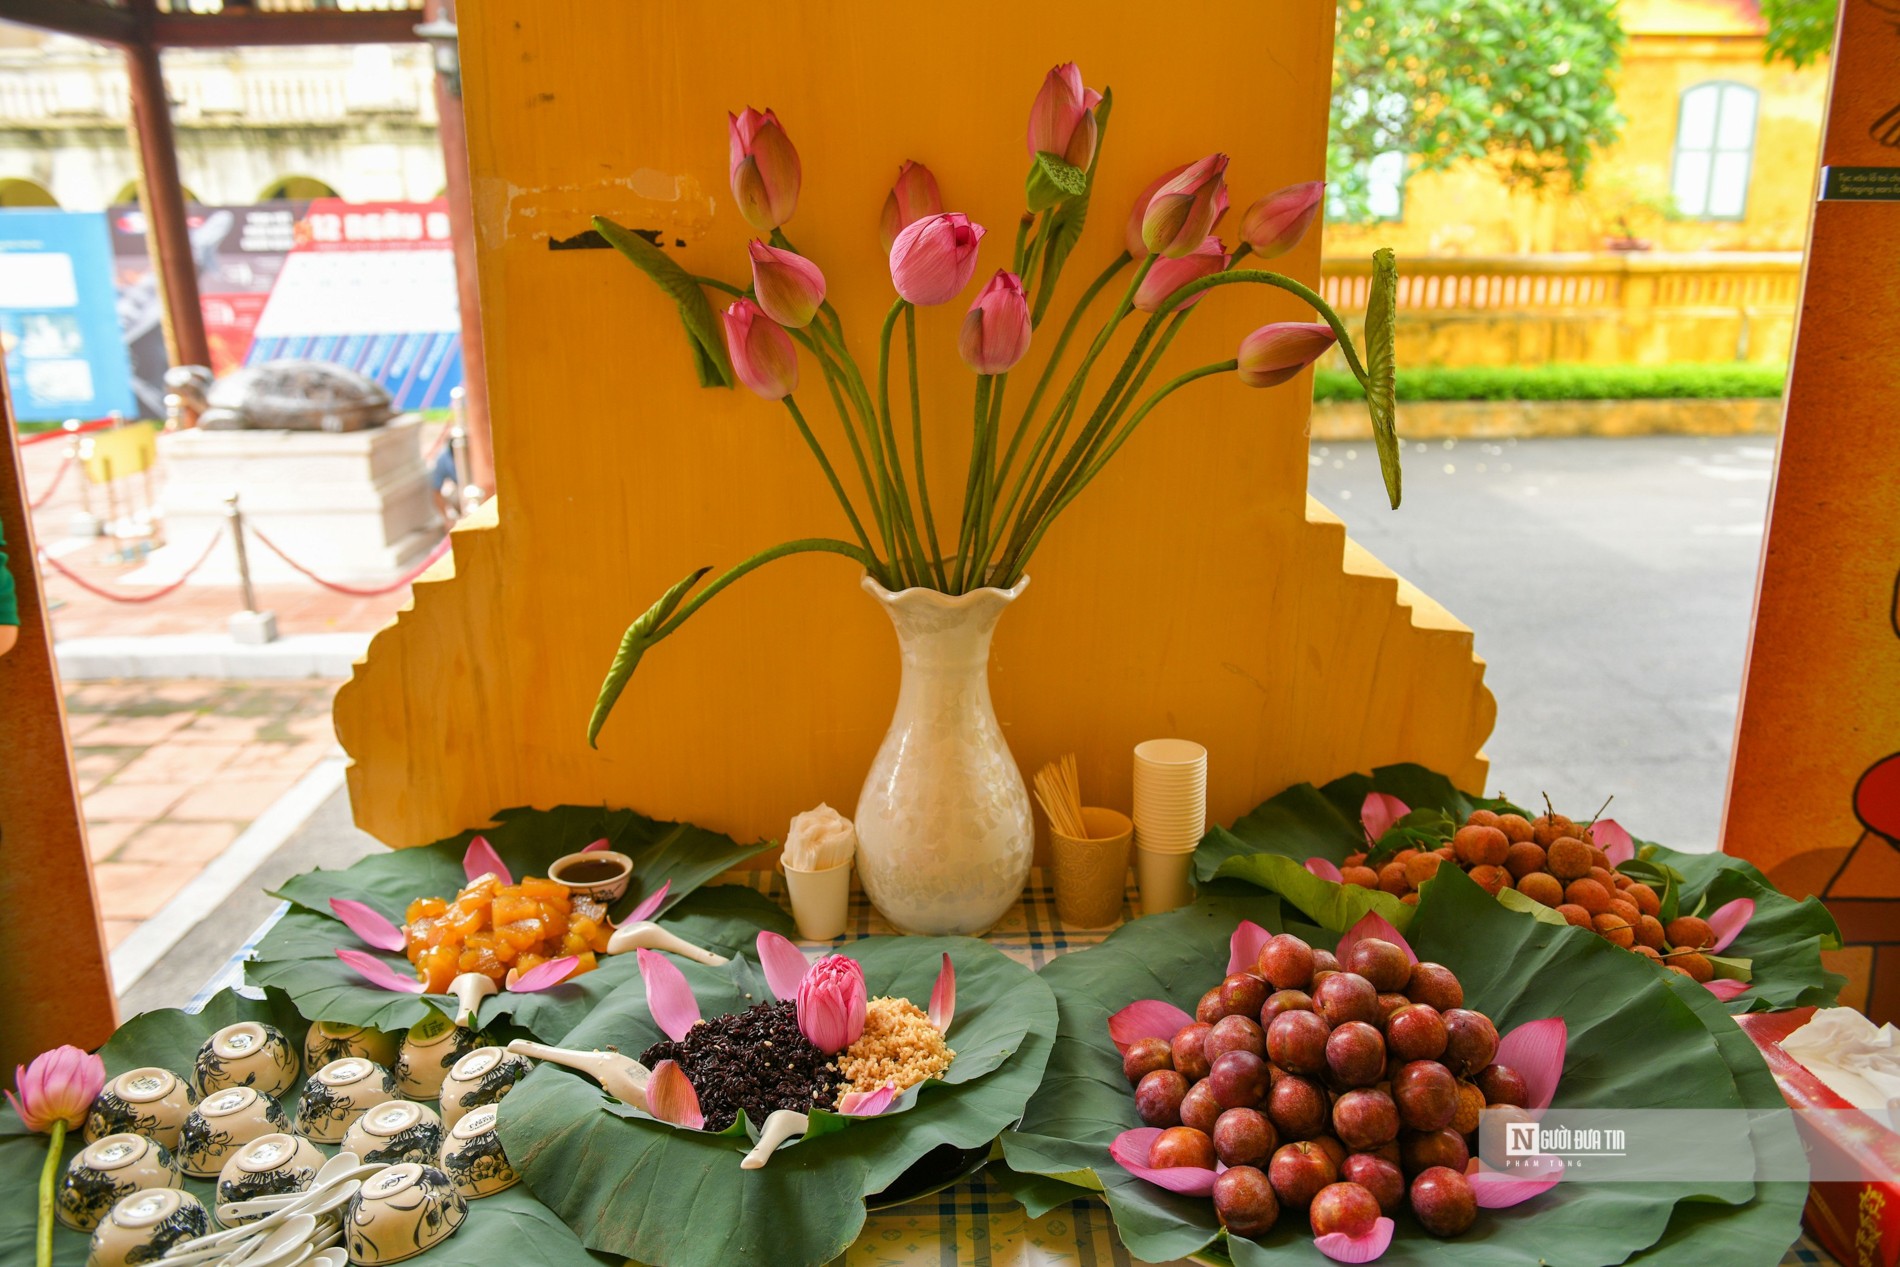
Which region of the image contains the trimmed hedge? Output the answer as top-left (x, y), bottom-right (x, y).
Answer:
top-left (1312, 362), bottom-right (1787, 403)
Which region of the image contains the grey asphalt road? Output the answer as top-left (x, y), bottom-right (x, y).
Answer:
top-left (1307, 433), bottom-right (1776, 852)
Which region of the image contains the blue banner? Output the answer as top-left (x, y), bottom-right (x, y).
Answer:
top-left (0, 210), bottom-right (137, 422)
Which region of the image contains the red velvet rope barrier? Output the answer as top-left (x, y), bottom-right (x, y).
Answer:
top-left (37, 526), bottom-right (225, 604)
top-left (26, 455), bottom-right (71, 509)
top-left (19, 418), bottom-right (113, 447)
top-left (244, 526), bottom-right (453, 598)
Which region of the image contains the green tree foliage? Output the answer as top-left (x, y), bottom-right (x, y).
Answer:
top-left (1330, 0), bottom-right (1627, 222)
top-left (1760, 0), bottom-right (1837, 67)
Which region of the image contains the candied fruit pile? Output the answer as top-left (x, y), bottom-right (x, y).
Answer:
top-left (403, 874), bottom-right (614, 991)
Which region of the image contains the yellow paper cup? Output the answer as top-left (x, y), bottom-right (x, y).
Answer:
top-left (1136, 840), bottom-right (1196, 915)
top-left (1049, 807), bottom-right (1132, 928)
top-left (782, 860), bottom-right (852, 941)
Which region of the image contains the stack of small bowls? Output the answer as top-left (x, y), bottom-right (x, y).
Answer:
top-left (1131, 739), bottom-right (1208, 914)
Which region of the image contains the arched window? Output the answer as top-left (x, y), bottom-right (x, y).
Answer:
top-left (1671, 82), bottom-right (1758, 220)
top-left (111, 180), bottom-right (202, 206)
top-left (258, 175), bottom-right (340, 202)
top-left (0, 178), bottom-right (58, 207)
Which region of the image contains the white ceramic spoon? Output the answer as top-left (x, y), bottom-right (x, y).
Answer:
top-left (506, 1039), bottom-right (651, 1110)
top-left (739, 1109), bottom-right (810, 1170)
top-left (604, 921), bottom-right (729, 966)
top-left (450, 972), bottom-right (499, 1027)
top-left (216, 1213), bottom-right (314, 1267)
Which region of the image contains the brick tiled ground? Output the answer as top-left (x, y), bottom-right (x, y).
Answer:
top-left (67, 679), bottom-right (341, 950)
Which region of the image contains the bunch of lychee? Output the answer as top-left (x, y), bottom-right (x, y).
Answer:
top-left (1124, 932), bottom-right (1523, 1243)
top-left (1340, 809), bottom-right (1724, 983)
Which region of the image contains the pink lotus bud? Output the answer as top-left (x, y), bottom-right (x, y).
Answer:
top-left (747, 240), bottom-right (826, 329)
top-left (879, 161), bottom-right (943, 255)
top-left (1132, 236), bottom-right (1228, 313)
top-left (795, 953), bottom-right (867, 1054)
top-left (889, 212), bottom-right (986, 306)
top-left (722, 298), bottom-right (798, 400)
top-left (1140, 154), bottom-right (1230, 259)
top-left (728, 107), bottom-right (801, 231)
top-left (1240, 181), bottom-right (1325, 259)
top-left (958, 270), bottom-right (1032, 374)
top-left (7, 1045), bottom-right (105, 1135)
top-left (1126, 164), bottom-right (1188, 258)
top-left (1236, 321), bottom-right (1336, 388)
top-left (1026, 62), bottom-right (1104, 169)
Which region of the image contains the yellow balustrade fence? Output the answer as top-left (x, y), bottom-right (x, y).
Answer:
top-left (1320, 252), bottom-right (1801, 369)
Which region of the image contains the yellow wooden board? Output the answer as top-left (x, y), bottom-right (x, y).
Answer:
top-left (80, 422), bottom-right (157, 484)
top-left (333, 0), bottom-right (1495, 849)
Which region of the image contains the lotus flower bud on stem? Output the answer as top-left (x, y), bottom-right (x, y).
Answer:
top-left (728, 106), bottom-right (801, 231)
top-left (722, 298), bottom-right (799, 400)
top-left (880, 161), bottom-right (943, 254)
top-left (7, 1046), bottom-right (104, 1135)
top-left (1126, 163), bottom-right (1189, 259)
top-left (1140, 154), bottom-right (1230, 259)
top-left (1239, 181), bottom-right (1325, 259)
top-left (889, 212), bottom-right (987, 306)
top-left (1026, 62), bottom-right (1104, 169)
top-left (747, 240), bottom-right (826, 329)
top-left (796, 953), bottom-right (867, 1054)
top-left (958, 270), bottom-right (1033, 374)
top-left (1133, 237), bottom-right (1229, 314)
top-left (1236, 321), bottom-right (1337, 388)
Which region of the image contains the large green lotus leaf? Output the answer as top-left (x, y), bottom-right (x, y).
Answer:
top-left (1002, 867), bottom-right (1799, 1266)
top-left (496, 936), bottom-right (1056, 1267)
top-left (1200, 763), bottom-right (1842, 1013)
top-left (0, 990), bottom-right (601, 1267)
top-left (247, 802), bottom-right (785, 1039)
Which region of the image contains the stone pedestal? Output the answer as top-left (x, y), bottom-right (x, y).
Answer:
top-left (137, 419), bottom-right (438, 586)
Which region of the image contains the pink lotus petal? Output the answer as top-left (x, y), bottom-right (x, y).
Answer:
top-left (1107, 999), bottom-right (1196, 1054)
top-left (329, 898), bottom-right (404, 952)
top-left (582, 838), bottom-right (609, 853)
top-left (1708, 898), bottom-right (1755, 954)
top-left (1592, 818), bottom-right (1634, 866)
top-left (1109, 1127), bottom-right (1219, 1196)
top-left (1335, 911), bottom-right (1417, 970)
top-left (837, 1083), bottom-right (896, 1116)
top-left (756, 930), bottom-right (810, 1003)
top-left (336, 948), bottom-right (425, 994)
top-left (506, 956), bottom-right (579, 992)
top-left (1497, 1017), bottom-right (1568, 1112)
top-left (1306, 857), bottom-right (1344, 883)
top-left (1228, 920), bottom-right (1273, 977)
top-left (1315, 1218), bottom-right (1395, 1263)
top-left (637, 948), bottom-right (701, 1041)
top-left (929, 953), bottom-right (956, 1034)
top-left (627, 879), bottom-right (672, 925)
top-left (1704, 978), bottom-right (1750, 1001)
top-left (1468, 1158), bottom-right (1564, 1207)
top-left (463, 836), bottom-right (512, 886)
top-left (1361, 793), bottom-right (1409, 844)
top-left (646, 1059), bottom-right (704, 1129)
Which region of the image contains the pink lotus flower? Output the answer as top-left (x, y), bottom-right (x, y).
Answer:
top-left (7, 1046), bottom-right (105, 1135)
top-left (723, 298), bottom-right (798, 400)
top-left (1140, 154), bottom-right (1229, 259)
top-left (958, 270), bottom-right (1032, 374)
top-left (880, 160), bottom-right (943, 254)
top-left (728, 107), bottom-right (800, 231)
top-left (638, 948), bottom-right (702, 1042)
top-left (330, 898), bottom-right (404, 952)
top-left (837, 1083), bottom-right (897, 1116)
top-left (1316, 1218), bottom-right (1395, 1263)
top-left (748, 240), bottom-right (825, 329)
top-left (505, 957), bottom-right (580, 992)
top-left (336, 949), bottom-right (426, 994)
top-left (1240, 181), bottom-right (1325, 259)
top-left (1592, 818), bottom-right (1635, 866)
top-left (796, 954), bottom-right (868, 1054)
top-left (1026, 62), bottom-right (1103, 169)
top-left (1107, 998), bottom-right (1195, 1054)
top-left (1236, 321), bottom-right (1336, 388)
top-left (1110, 1126), bottom-right (1220, 1195)
top-left (1133, 236), bottom-right (1228, 314)
top-left (1336, 910), bottom-right (1418, 970)
top-left (646, 1059), bottom-right (704, 1129)
top-left (625, 878), bottom-right (672, 925)
top-left (890, 212), bottom-right (986, 306)
top-left (1361, 793), bottom-right (1410, 844)
top-left (1228, 919), bottom-right (1273, 977)
top-left (929, 952), bottom-right (956, 1032)
top-left (1126, 163), bottom-right (1189, 259)
top-left (1306, 857), bottom-right (1345, 883)
top-left (464, 836), bottom-right (511, 886)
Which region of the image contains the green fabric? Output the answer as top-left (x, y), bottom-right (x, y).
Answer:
top-left (0, 514), bottom-right (17, 628)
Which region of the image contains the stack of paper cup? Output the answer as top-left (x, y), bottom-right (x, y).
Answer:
top-left (1132, 738), bottom-right (1207, 914)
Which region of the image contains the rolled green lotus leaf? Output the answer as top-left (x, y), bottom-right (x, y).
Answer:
top-left (1364, 246), bottom-right (1400, 508)
top-left (588, 564), bottom-right (709, 748)
top-left (593, 215), bottom-right (733, 388)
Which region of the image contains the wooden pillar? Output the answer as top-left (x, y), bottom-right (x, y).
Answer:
top-left (0, 375), bottom-right (119, 1067)
top-left (1721, 0), bottom-right (1900, 1023)
top-left (426, 0), bottom-right (494, 492)
top-left (124, 7), bottom-right (211, 372)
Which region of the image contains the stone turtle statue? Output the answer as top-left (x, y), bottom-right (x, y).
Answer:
top-left (182, 360), bottom-right (395, 432)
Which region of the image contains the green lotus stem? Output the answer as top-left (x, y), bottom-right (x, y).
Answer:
top-left (875, 299), bottom-right (931, 587)
top-left (653, 538), bottom-right (879, 645)
top-left (903, 304), bottom-right (947, 590)
top-left (37, 1120), bottom-right (63, 1267)
top-left (1002, 361), bottom-right (1237, 584)
top-left (972, 368), bottom-right (1010, 585)
top-left (690, 273), bottom-right (746, 300)
top-left (793, 330), bottom-right (892, 561)
top-left (1156, 268), bottom-right (1371, 386)
top-left (782, 396), bottom-right (879, 568)
top-left (952, 375), bottom-right (994, 593)
top-left (816, 318), bottom-right (914, 584)
top-left (1010, 213), bottom-right (1032, 275)
top-left (1020, 208), bottom-right (1054, 310)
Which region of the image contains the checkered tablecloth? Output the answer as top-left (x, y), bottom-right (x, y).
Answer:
top-left (199, 872), bottom-right (1832, 1266)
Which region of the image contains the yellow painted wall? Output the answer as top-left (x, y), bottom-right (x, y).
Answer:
top-left (333, 0), bottom-right (1495, 850)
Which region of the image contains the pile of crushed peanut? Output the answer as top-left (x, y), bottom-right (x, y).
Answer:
top-left (834, 996), bottom-right (954, 1097)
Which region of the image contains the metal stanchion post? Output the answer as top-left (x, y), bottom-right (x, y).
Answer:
top-left (65, 418), bottom-right (102, 538)
top-left (224, 492), bottom-right (279, 645)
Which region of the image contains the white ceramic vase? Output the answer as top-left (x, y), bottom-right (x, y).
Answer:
top-left (853, 574), bottom-right (1033, 935)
